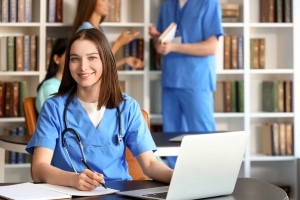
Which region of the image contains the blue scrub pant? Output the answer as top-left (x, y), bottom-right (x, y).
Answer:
top-left (162, 87), bottom-right (216, 169)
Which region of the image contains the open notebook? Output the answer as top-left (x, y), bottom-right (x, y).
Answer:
top-left (117, 131), bottom-right (250, 200)
top-left (0, 182), bottom-right (118, 200)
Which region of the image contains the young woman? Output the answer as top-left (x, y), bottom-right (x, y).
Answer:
top-left (26, 28), bottom-right (173, 191)
top-left (72, 0), bottom-right (143, 69)
top-left (35, 38), bottom-right (69, 113)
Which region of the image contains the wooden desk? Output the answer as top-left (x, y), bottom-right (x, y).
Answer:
top-left (0, 178), bottom-right (289, 199)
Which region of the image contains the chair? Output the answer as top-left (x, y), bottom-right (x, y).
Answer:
top-left (22, 97), bottom-right (149, 180)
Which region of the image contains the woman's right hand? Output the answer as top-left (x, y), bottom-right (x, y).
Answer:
top-left (116, 30), bottom-right (140, 46)
top-left (74, 169), bottom-right (105, 191)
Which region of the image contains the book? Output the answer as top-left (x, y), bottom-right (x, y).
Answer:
top-left (223, 35), bottom-right (231, 69)
top-left (284, 80), bottom-right (292, 112)
top-left (261, 123), bottom-right (272, 155)
top-left (279, 123), bottom-right (286, 155)
top-left (15, 35), bottom-right (24, 71)
top-left (17, 0), bottom-right (25, 22)
top-left (7, 36), bottom-right (15, 71)
top-left (285, 123), bottom-right (293, 155)
top-left (47, 0), bottom-right (56, 22)
top-left (0, 82), bottom-right (4, 117)
top-left (0, 37), bottom-right (7, 71)
top-left (24, 0), bottom-right (32, 22)
top-left (0, 182), bottom-right (119, 199)
top-left (9, 0), bottom-right (17, 22)
top-left (262, 81), bottom-right (278, 112)
top-left (55, 0), bottom-right (63, 22)
top-left (231, 35), bottom-right (238, 69)
top-left (1, 0), bottom-right (9, 22)
top-left (214, 81), bottom-right (224, 112)
top-left (158, 22), bottom-right (177, 44)
top-left (258, 38), bottom-right (265, 69)
top-left (30, 35), bottom-right (37, 71)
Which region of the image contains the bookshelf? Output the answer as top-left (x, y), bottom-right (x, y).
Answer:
top-left (148, 0), bottom-right (299, 199)
top-left (0, 0), bottom-right (299, 198)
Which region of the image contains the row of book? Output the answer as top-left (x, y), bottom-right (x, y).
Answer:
top-left (221, 3), bottom-right (241, 23)
top-left (262, 80), bottom-right (292, 112)
top-left (47, 0), bottom-right (62, 23)
top-left (115, 38), bottom-right (144, 70)
top-left (260, 0), bottom-right (292, 23)
top-left (4, 126), bottom-right (30, 164)
top-left (261, 122), bottom-right (293, 156)
top-left (0, 81), bottom-right (27, 118)
top-left (223, 35), bottom-right (244, 70)
top-left (104, 0), bottom-right (121, 22)
top-left (0, 35), bottom-right (38, 72)
top-left (214, 81), bottom-right (244, 113)
top-left (0, 0), bottom-right (32, 22)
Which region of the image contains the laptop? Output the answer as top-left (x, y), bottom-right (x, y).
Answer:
top-left (117, 131), bottom-right (250, 200)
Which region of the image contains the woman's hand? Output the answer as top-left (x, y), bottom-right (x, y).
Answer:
top-left (125, 56), bottom-right (144, 69)
top-left (148, 25), bottom-right (161, 38)
top-left (116, 30), bottom-right (140, 46)
top-left (73, 169), bottom-right (105, 191)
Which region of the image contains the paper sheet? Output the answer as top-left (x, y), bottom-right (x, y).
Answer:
top-left (0, 182), bottom-right (119, 200)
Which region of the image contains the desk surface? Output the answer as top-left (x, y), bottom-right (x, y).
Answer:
top-left (75, 178), bottom-right (289, 200)
top-left (0, 178), bottom-right (288, 200)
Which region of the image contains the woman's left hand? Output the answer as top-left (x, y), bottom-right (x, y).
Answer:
top-left (125, 56), bottom-right (144, 69)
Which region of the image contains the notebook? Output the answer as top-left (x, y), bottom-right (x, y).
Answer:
top-left (158, 22), bottom-right (177, 44)
top-left (117, 131), bottom-right (250, 200)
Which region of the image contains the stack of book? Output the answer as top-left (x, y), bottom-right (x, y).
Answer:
top-left (221, 3), bottom-right (240, 22)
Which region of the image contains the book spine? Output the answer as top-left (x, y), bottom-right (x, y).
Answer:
top-left (55, 0), bottom-right (63, 22)
top-left (7, 36), bottom-right (15, 72)
top-left (8, 128), bottom-right (17, 163)
top-left (1, 0), bottom-right (9, 22)
top-left (9, 0), bottom-right (17, 22)
top-left (12, 81), bottom-right (19, 117)
top-left (237, 36), bottom-right (243, 69)
top-left (0, 37), bottom-right (8, 71)
top-left (17, 0), bottom-right (25, 22)
top-left (15, 36), bottom-right (24, 71)
top-left (23, 35), bottom-right (30, 71)
top-left (48, 0), bottom-right (56, 22)
top-left (24, 0), bottom-right (32, 22)
top-left (0, 82), bottom-right (4, 118)
top-left (30, 35), bottom-right (37, 71)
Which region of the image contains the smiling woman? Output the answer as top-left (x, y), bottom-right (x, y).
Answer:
top-left (25, 28), bottom-right (173, 191)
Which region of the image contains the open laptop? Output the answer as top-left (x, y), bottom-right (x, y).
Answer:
top-left (117, 131), bottom-right (250, 200)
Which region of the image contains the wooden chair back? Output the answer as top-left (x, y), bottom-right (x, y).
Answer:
top-left (22, 97), bottom-right (148, 180)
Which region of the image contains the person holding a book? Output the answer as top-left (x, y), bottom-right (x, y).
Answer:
top-left (26, 28), bottom-right (173, 191)
top-left (72, 0), bottom-right (143, 70)
top-left (149, 0), bottom-right (223, 168)
top-left (35, 38), bottom-right (69, 113)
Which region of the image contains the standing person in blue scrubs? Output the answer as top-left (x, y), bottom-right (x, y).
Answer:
top-left (149, 0), bottom-right (224, 169)
top-left (35, 38), bottom-right (69, 113)
top-left (26, 28), bottom-right (173, 191)
top-left (72, 0), bottom-right (143, 69)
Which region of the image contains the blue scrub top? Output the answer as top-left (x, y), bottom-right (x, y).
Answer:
top-left (26, 94), bottom-right (156, 181)
top-left (157, 0), bottom-right (224, 91)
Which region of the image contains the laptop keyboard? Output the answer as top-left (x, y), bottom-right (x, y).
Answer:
top-left (142, 191), bottom-right (168, 199)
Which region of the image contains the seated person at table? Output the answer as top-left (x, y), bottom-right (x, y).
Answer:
top-left (26, 28), bottom-right (173, 191)
top-left (35, 38), bottom-right (68, 113)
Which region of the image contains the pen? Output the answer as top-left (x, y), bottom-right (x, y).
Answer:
top-left (81, 159), bottom-right (107, 189)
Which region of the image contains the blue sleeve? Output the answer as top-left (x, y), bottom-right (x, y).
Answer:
top-left (26, 99), bottom-right (61, 154)
top-left (202, 0), bottom-right (224, 39)
top-left (121, 96), bottom-right (156, 157)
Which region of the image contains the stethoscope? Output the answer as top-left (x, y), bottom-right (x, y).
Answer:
top-left (61, 94), bottom-right (122, 173)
